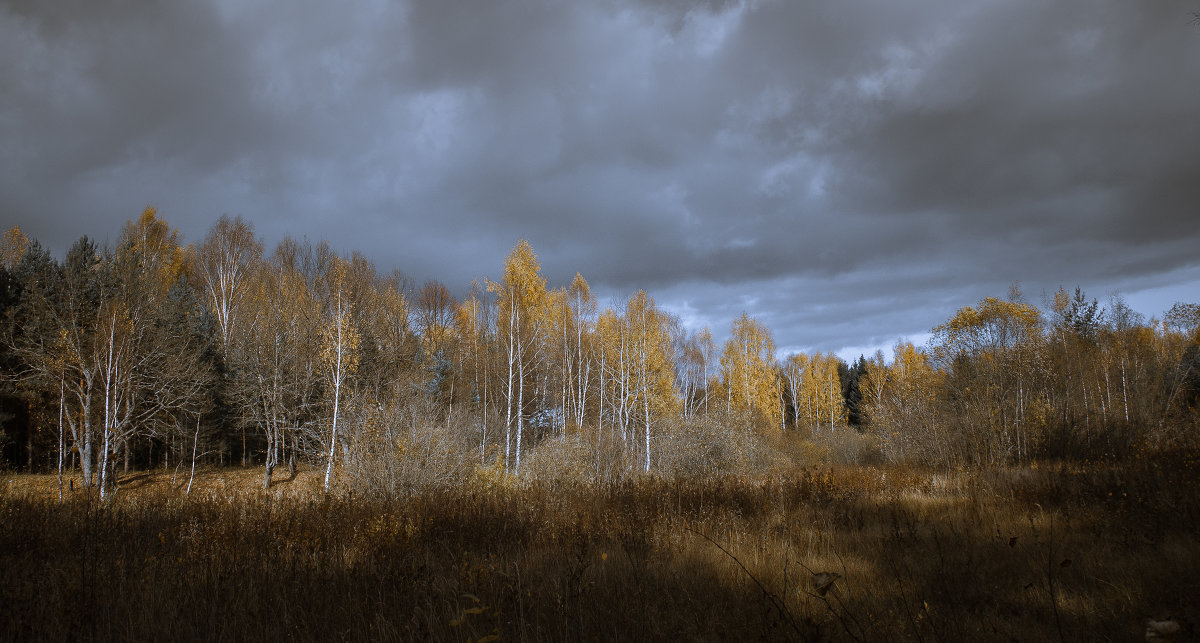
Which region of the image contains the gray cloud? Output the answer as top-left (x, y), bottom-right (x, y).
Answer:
top-left (3, 0), bottom-right (1199, 359)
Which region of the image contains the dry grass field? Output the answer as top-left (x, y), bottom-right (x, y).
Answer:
top-left (2, 455), bottom-right (1199, 641)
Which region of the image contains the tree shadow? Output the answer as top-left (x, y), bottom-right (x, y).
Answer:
top-left (116, 471), bottom-right (158, 490)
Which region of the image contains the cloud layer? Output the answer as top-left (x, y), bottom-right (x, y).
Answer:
top-left (3, 0), bottom-right (1199, 357)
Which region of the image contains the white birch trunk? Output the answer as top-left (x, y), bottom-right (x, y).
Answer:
top-left (100, 318), bottom-right (117, 502)
top-left (504, 295), bottom-right (517, 471)
top-left (599, 351), bottom-right (605, 443)
top-left (323, 374), bottom-right (339, 492)
top-left (58, 378), bottom-right (64, 500)
top-left (515, 343), bottom-right (525, 475)
top-left (1121, 357), bottom-right (1130, 424)
top-left (639, 307), bottom-right (651, 473)
top-left (186, 419), bottom-right (200, 497)
top-left (323, 292), bottom-right (346, 493)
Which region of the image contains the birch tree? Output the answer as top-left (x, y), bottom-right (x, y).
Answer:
top-left (486, 241), bottom-right (549, 474)
top-left (240, 259), bottom-right (320, 488)
top-left (353, 269), bottom-right (417, 408)
top-left (456, 281), bottom-right (493, 463)
top-left (932, 295), bottom-right (1043, 464)
top-left (195, 215), bottom-right (262, 359)
top-left (781, 353), bottom-right (808, 430)
top-left (625, 291), bottom-right (678, 471)
top-left (719, 313), bottom-right (781, 430)
top-left (44, 238), bottom-right (104, 486)
top-left (860, 342), bottom-right (942, 463)
top-left (567, 274), bottom-right (596, 431)
top-left (10, 212), bottom-right (200, 496)
top-left (321, 259), bottom-right (360, 492)
top-left (675, 326), bottom-right (714, 420)
top-left (414, 280), bottom-right (458, 409)
top-left (786, 352), bottom-right (846, 432)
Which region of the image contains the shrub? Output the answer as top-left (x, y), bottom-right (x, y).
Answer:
top-left (340, 396), bottom-right (475, 495)
top-left (654, 414), bottom-right (788, 477)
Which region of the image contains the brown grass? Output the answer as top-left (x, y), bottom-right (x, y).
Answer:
top-left (2, 456), bottom-right (1199, 641)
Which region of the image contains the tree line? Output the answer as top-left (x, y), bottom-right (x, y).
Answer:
top-left (1, 210), bottom-right (1198, 494)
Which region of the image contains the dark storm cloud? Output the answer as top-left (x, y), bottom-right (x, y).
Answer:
top-left (2, 0), bottom-right (1199, 358)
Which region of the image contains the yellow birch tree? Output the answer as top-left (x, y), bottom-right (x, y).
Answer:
top-left (719, 313), bottom-right (781, 430)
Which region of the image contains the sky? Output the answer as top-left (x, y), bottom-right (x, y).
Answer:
top-left (3, 0), bottom-right (1199, 361)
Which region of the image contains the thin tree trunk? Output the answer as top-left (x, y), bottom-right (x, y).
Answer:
top-left (599, 353), bottom-right (605, 446)
top-left (1103, 362), bottom-right (1112, 422)
top-left (575, 314), bottom-right (588, 431)
top-left (324, 292), bottom-right (345, 494)
top-left (100, 325), bottom-right (115, 502)
top-left (472, 296), bottom-right (485, 465)
top-left (324, 375), bottom-right (341, 493)
top-left (186, 419), bottom-right (200, 497)
top-left (830, 379), bottom-right (835, 432)
top-left (640, 308), bottom-right (651, 473)
top-left (504, 296), bottom-right (516, 471)
top-left (562, 306), bottom-right (570, 434)
top-left (1081, 366), bottom-right (1090, 435)
top-left (263, 425), bottom-right (275, 490)
top-left (1121, 357), bottom-right (1130, 424)
top-left (643, 374), bottom-right (651, 473)
top-left (58, 378), bottom-right (64, 501)
top-left (26, 412), bottom-right (33, 472)
top-left (516, 348), bottom-right (525, 475)
top-left (99, 426), bottom-right (111, 502)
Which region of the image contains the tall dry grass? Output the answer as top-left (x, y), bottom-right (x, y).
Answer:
top-left (2, 453), bottom-right (1198, 641)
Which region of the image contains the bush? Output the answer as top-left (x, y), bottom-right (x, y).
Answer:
top-left (340, 396), bottom-right (475, 496)
top-left (654, 414), bottom-right (788, 478)
top-left (803, 426), bottom-right (884, 466)
top-left (519, 430), bottom-right (635, 484)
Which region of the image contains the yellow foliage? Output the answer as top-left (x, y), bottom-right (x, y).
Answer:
top-left (932, 296), bottom-right (1042, 362)
top-left (472, 455), bottom-right (510, 489)
top-left (784, 350), bottom-right (845, 430)
top-left (593, 291), bottom-right (681, 427)
top-left (119, 206), bottom-right (186, 296)
top-left (626, 290), bottom-right (681, 418)
top-left (488, 239), bottom-right (548, 330)
top-left (720, 313), bottom-right (781, 430)
top-left (860, 341), bottom-right (941, 461)
top-left (0, 225), bottom-right (29, 270)
top-left (320, 258), bottom-right (361, 380)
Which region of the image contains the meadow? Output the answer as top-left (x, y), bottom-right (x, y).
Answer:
top-left (3, 455), bottom-right (1198, 642)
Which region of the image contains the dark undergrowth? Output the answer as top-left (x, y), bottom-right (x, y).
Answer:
top-left (2, 455), bottom-right (1199, 641)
